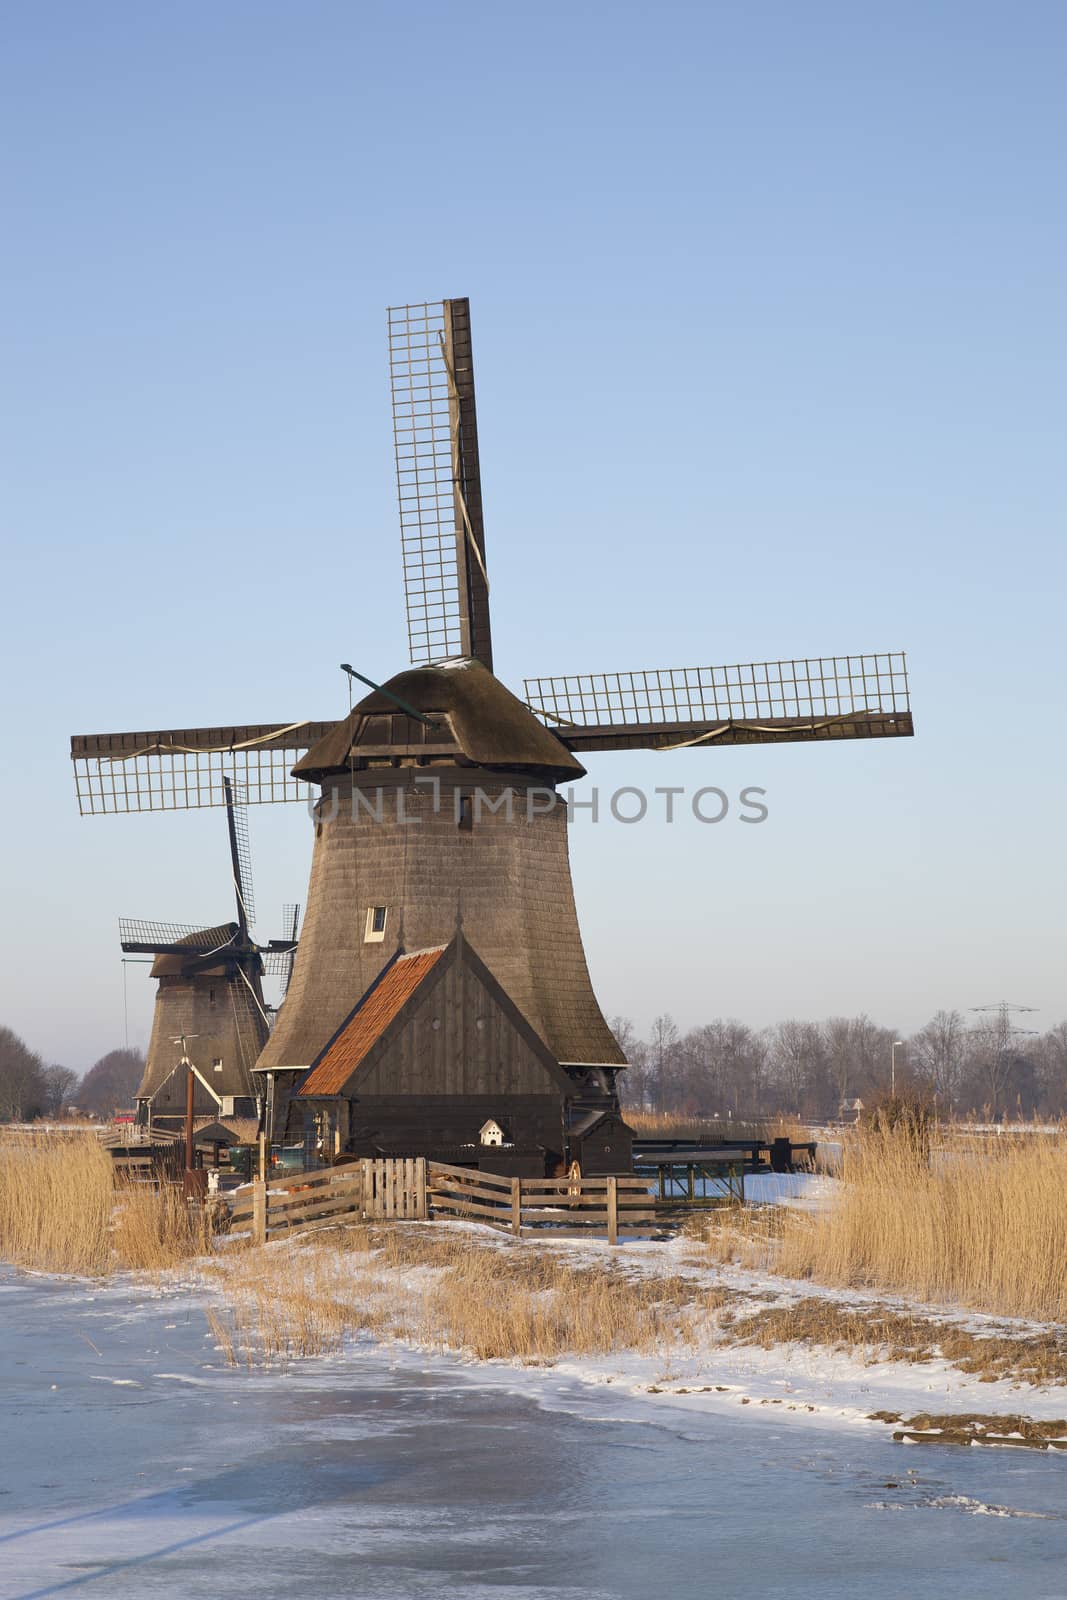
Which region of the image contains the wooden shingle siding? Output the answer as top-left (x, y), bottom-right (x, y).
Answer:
top-left (259, 767), bottom-right (625, 1076)
top-left (138, 971), bottom-right (266, 1114)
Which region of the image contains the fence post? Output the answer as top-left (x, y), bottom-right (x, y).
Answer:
top-left (252, 1178), bottom-right (267, 1247)
top-left (607, 1175), bottom-right (618, 1246)
top-left (511, 1177), bottom-right (522, 1237)
top-left (415, 1158), bottom-right (427, 1220)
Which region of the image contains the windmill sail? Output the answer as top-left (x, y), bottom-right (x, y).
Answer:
top-left (119, 918), bottom-right (238, 954)
top-left (281, 902), bottom-right (300, 995)
top-left (261, 905), bottom-right (301, 988)
top-left (70, 720), bottom-right (334, 814)
top-left (389, 298), bottom-right (492, 669)
top-left (224, 776), bottom-right (255, 931)
top-left (524, 652), bottom-right (912, 751)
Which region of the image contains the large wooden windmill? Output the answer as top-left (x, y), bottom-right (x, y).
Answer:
top-left (72, 298), bottom-right (912, 1173)
top-left (120, 777), bottom-right (299, 1132)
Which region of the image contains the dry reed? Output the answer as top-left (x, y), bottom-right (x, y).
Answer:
top-left (772, 1127), bottom-right (1067, 1322)
top-left (0, 1132), bottom-right (113, 1274)
top-left (111, 1183), bottom-right (217, 1270)
top-left (624, 1111), bottom-right (780, 1143)
top-left (206, 1226), bottom-right (721, 1368)
top-left (204, 1221), bottom-right (1067, 1387)
top-left (0, 1131), bottom-right (219, 1276)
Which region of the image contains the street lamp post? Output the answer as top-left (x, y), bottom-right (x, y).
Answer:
top-left (891, 1040), bottom-right (904, 1098)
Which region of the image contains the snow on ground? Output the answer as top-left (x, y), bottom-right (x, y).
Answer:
top-left (744, 1171), bottom-right (837, 1208)
top-left (395, 1228), bottom-right (1067, 1437)
top-left (189, 1172), bottom-right (1067, 1446)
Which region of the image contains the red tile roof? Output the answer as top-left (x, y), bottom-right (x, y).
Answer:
top-left (297, 947), bottom-right (447, 1097)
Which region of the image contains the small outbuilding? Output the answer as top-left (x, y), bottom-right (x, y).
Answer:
top-left (288, 929), bottom-right (633, 1178)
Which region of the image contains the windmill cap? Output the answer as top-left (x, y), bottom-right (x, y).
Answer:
top-left (151, 923), bottom-right (241, 978)
top-left (292, 658), bottom-right (585, 782)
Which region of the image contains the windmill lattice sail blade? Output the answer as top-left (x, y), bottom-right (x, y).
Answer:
top-left (261, 948), bottom-right (297, 976)
top-left (279, 902), bottom-right (300, 994)
top-left (524, 653), bottom-right (912, 751)
top-left (389, 298), bottom-right (492, 668)
top-left (71, 721), bottom-right (334, 814)
top-left (225, 777), bottom-right (256, 928)
top-left (119, 919), bottom-right (237, 952)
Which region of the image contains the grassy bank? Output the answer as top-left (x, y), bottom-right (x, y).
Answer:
top-left (706, 1126), bottom-right (1067, 1324)
top-left (206, 1225), bottom-right (707, 1365)
top-left (201, 1221), bottom-right (1067, 1391)
top-left (0, 1132), bottom-right (216, 1275)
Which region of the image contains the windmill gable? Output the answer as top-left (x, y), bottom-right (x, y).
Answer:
top-left (298, 934), bottom-right (569, 1102)
top-left (148, 1060), bottom-right (222, 1119)
top-left (290, 931), bottom-right (592, 1173)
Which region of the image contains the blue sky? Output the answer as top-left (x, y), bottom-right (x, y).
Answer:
top-left (2, 0), bottom-right (1064, 1071)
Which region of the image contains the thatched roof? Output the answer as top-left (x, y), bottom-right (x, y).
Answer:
top-left (293, 659), bottom-right (584, 782)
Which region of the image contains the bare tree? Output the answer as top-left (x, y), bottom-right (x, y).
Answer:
top-left (76, 1049), bottom-right (145, 1119)
top-left (766, 1020), bottom-right (830, 1117)
top-left (647, 1014), bottom-right (680, 1113)
top-left (966, 1016), bottom-right (1024, 1118)
top-left (909, 1010), bottom-right (967, 1108)
top-left (42, 1065), bottom-right (80, 1118)
top-left (611, 1016), bottom-right (651, 1111)
top-left (1033, 1022), bottom-right (1067, 1116)
top-left (823, 1017), bottom-right (856, 1109)
top-left (680, 1020), bottom-right (766, 1117)
top-left (610, 1010), bottom-right (1067, 1121)
top-left (0, 1027), bottom-right (46, 1122)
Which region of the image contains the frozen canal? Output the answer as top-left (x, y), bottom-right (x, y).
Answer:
top-left (2, 1269), bottom-right (1066, 1599)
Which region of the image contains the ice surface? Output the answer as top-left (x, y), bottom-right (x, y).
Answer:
top-left (1, 1267), bottom-right (1066, 1599)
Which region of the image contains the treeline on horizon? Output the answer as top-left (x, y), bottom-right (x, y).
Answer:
top-left (0, 1027), bottom-right (145, 1123)
top-left (6, 1007), bottom-right (1067, 1126)
top-left (611, 1010), bottom-right (1067, 1121)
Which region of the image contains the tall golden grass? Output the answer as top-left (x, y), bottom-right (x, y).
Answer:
top-left (203, 1220), bottom-right (1067, 1386)
top-left (0, 1132), bottom-right (218, 1275)
top-left (111, 1182), bottom-right (217, 1270)
top-left (625, 1110), bottom-right (807, 1143)
top-left (207, 1225), bottom-right (722, 1367)
top-left (0, 1132), bottom-right (113, 1274)
top-left (772, 1127), bottom-right (1067, 1322)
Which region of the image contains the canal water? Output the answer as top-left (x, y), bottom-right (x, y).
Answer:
top-left (1, 1269), bottom-right (1066, 1599)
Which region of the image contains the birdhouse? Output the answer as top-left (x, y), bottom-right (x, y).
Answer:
top-left (479, 1118), bottom-right (506, 1147)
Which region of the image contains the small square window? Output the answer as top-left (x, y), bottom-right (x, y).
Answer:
top-left (212, 1058), bottom-right (223, 1073)
top-left (364, 906), bottom-right (387, 943)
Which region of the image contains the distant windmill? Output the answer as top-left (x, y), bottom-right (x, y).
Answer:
top-left (73, 298), bottom-right (913, 1164)
top-left (121, 777), bottom-right (299, 1131)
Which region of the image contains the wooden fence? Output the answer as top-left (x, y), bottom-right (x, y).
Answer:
top-left (231, 1163), bottom-right (361, 1243)
top-left (230, 1157), bottom-right (428, 1243)
top-left (230, 1158), bottom-right (659, 1245)
top-left (428, 1162), bottom-right (658, 1242)
top-left (362, 1157), bottom-right (427, 1220)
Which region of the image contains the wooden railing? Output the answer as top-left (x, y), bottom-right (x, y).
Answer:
top-left (428, 1161), bottom-right (657, 1243)
top-left (231, 1163), bottom-right (367, 1243)
top-left (229, 1158), bottom-right (658, 1245)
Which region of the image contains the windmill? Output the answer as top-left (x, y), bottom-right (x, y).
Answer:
top-left (121, 776), bottom-right (299, 1132)
top-left (72, 297), bottom-right (913, 1163)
